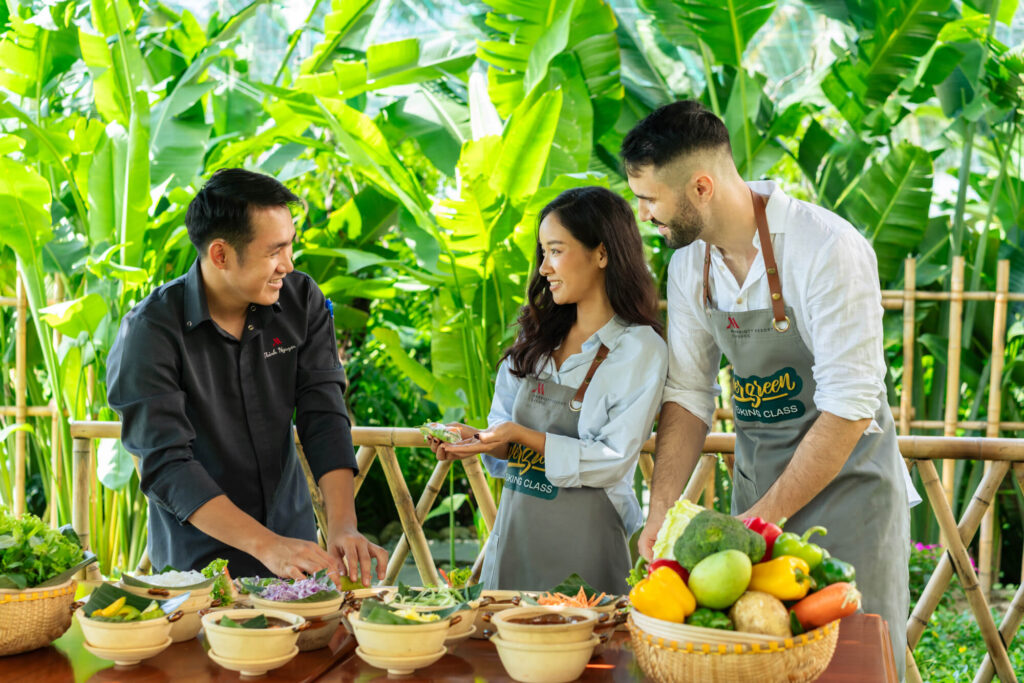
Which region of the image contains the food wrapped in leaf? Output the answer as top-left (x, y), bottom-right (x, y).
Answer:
top-left (419, 422), bottom-right (462, 444)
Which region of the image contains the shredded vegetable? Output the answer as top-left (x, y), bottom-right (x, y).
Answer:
top-left (258, 575), bottom-right (335, 601)
top-left (536, 586), bottom-right (607, 608)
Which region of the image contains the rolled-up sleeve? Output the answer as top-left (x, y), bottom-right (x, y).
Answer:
top-left (482, 361), bottom-right (519, 478)
top-left (294, 283), bottom-right (357, 481)
top-left (802, 230), bottom-right (886, 421)
top-left (544, 328), bottom-right (668, 489)
top-left (662, 251), bottom-right (722, 429)
top-left (106, 316), bottom-right (222, 524)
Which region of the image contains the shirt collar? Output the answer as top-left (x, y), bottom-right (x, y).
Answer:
top-left (182, 258), bottom-right (283, 334)
top-left (747, 180), bottom-right (786, 235)
top-left (584, 314), bottom-right (629, 350)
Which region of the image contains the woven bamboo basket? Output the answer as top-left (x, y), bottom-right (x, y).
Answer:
top-left (628, 612), bottom-right (840, 683)
top-left (0, 578), bottom-right (78, 656)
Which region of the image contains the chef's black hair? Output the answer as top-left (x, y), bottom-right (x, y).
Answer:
top-left (620, 100), bottom-right (731, 175)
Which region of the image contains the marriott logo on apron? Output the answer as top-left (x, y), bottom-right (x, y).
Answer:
top-left (732, 366), bottom-right (807, 423)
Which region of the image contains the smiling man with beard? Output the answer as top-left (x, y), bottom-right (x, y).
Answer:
top-left (622, 101), bottom-right (916, 679)
top-left (107, 169), bottom-right (387, 585)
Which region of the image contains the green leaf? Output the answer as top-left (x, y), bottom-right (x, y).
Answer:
top-left (841, 143), bottom-right (934, 282)
top-left (637, 0), bottom-right (776, 67)
top-left (40, 294), bottom-right (109, 338)
top-left (490, 89), bottom-right (563, 207)
top-left (97, 438), bottom-right (136, 490)
top-left (424, 494), bottom-right (469, 522)
top-left (372, 327), bottom-right (463, 408)
top-left (299, 0), bottom-right (376, 76)
top-left (0, 158), bottom-right (53, 261)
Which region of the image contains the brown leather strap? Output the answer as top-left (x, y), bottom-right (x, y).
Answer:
top-left (570, 344), bottom-right (610, 411)
top-left (701, 189), bottom-right (789, 331)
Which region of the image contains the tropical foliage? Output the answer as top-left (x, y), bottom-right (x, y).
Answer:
top-left (0, 0), bottom-right (1022, 601)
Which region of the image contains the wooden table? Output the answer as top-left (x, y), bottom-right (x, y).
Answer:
top-left (9, 613), bottom-right (896, 682)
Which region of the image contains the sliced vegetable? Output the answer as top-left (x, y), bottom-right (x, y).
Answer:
top-left (790, 582), bottom-right (861, 630)
top-left (629, 566), bottom-right (696, 623)
top-left (748, 555), bottom-right (813, 601)
top-left (537, 586), bottom-right (607, 608)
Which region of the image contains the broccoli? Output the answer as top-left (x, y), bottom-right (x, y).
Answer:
top-left (673, 509), bottom-right (766, 570)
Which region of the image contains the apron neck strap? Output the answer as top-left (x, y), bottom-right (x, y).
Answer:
top-left (702, 189), bottom-right (790, 332)
top-left (569, 344), bottom-right (610, 412)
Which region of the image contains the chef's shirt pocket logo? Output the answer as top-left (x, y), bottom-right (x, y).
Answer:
top-left (264, 337), bottom-right (297, 359)
top-left (731, 366), bottom-right (806, 423)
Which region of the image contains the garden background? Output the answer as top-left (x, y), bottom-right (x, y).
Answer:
top-left (1, 0), bottom-right (1023, 678)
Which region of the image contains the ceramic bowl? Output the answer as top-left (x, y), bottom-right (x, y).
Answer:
top-left (82, 635), bottom-right (173, 666)
top-left (249, 593), bottom-right (347, 649)
top-left (385, 599), bottom-right (480, 640)
top-left (201, 608), bottom-right (305, 661)
top-left (491, 634), bottom-right (600, 683)
top-left (75, 607), bottom-right (176, 650)
top-left (207, 644), bottom-right (299, 676)
top-left (347, 611), bottom-right (454, 657)
top-left (354, 645), bottom-right (447, 675)
top-left (117, 582), bottom-right (214, 642)
top-left (490, 606), bottom-right (599, 644)
top-left (472, 590), bottom-right (532, 639)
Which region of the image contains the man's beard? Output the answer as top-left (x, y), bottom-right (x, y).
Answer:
top-left (658, 198), bottom-right (705, 249)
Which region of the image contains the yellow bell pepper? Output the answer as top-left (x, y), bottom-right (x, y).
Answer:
top-left (629, 566), bottom-right (696, 622)
top-left (748, 555), bottom-right (812, 601)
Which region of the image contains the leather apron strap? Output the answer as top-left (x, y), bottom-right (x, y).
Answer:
top-left (569, 343), bottom-right (609, 412)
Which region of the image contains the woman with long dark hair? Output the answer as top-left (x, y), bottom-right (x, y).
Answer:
top-left (428, 186), bottom-right (667, 594)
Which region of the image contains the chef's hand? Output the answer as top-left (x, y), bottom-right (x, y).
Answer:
top-left (424, 422), bottom-right (477, 455)
top-left (637, 514), bottom-right (663, 562)
top-left (327, 525), bottom-right (389, 587)
top-left (255, 534), bottom-right (341, 581)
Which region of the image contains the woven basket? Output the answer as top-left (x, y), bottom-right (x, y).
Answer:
top-left (0, 578), bottom-right (78, 656)
top-left (628, 613), bottom-right (840, 683)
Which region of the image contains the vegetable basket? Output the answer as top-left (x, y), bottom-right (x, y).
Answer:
top-left (0, 578), bottom-right (78, 655)
top-left (628, 610), bottom-right (839, 683)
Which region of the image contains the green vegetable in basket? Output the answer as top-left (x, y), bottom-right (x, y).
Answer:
top-left (686, 608), bottom-right (734, 630)
top-left (0, 510), bottom-right (86, 589)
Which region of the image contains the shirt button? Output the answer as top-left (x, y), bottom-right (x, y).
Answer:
top-left (186, 321), bottom-right (192, 327)
top-left (247, 324), bottom-right (254, 331)
top-left (250, 305), bottom-right (256, 311)
top-left (736, 297), bottom-right (743, 304)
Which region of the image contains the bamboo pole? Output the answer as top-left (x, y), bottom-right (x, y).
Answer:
top-left (469, 544), bottom-right (486, 586)
top-left (703, 462), bottom-right (716, 507)
top-left (900, 257), bottom-right (916, 436)
top-left (0, 405), bottom-right (61, 417)
top-left (385, 459), bottom-right (451, 584)
top-left (375, 446), bottom-right (440, 585)
top-left (881, 290), bottom-right (1024, 302)
top-left (638, 452), bottom-right (654, 485)
top-left (681, 454), bottom-right (717, 502)
top-left (294, 442), bottom-right (328, 548)
top-left (14, 271), bottom-right (27, 514)
top-left (905, 647), bottom-right (924, 683)
top-left (906, 461), bottom-right (1009, 649)
top-left (942, 256), bottom-right (965, 506)
top-left (980, 260), bottom-right (1009, 598)
top-left (914, 459), bottom-right (1016, 682)
top-left (974, 581), bottom-right (1024, 683)
top-left (351, 445), bottom-right (377, 496)
top-left (460, 455), bottom-right (497, 531)
top-left (72, 436), bottom-right (92, 578)
top-left (50, 279), bottom-right (63, 526)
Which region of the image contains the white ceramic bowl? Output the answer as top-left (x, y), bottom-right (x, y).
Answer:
top-left (75, 607), bottom-right (175, 650)
top-left (82, 636), bottom-right (173, 666)
top-left (201, 608), bottom-right (305, 660)
top-left (354, 645), bottom-right (447, 675)
top-left (347, 611), bottom-right (454, 657)
top-left (386, 600), bottom-right (479, 640)
top-left (249, 593), bottom-right (345, 619)
top-left (491, 634), bottom-right (600, 683)
top-left (473, 590), bottom-right (532, 639)
top-left (491, 606), bottom-right (599, 644)
top-left (207, 644), bottom-right (299, 676)
top-left (118, 582), bottom-right (213, 642)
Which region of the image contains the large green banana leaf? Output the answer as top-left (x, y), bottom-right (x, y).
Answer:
top-left (839, 142), bottom-right (934, 282)
top-left (636, 0), bottom-right (775, 67)
top-left (0, 8), bottom-right (80, 99)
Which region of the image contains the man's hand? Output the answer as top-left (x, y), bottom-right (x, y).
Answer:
top-left (327, 525), bottom-right (389, 587)
top-left (637, 514), bottom-right (664, 561)
top-left (252, 534), bottom-right (340, 581)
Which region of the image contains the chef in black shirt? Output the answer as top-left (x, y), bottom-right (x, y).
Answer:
top-left (107, 168), bottom-right (387, 583)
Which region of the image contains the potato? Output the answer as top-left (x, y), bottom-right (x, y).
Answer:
top-left (728, 591), bottom-right (791, 637)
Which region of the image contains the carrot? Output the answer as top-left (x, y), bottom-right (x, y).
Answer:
top-left (536, 587), bottom-right (607, 608)
top-left (791, 582), bottom-right (861, 630)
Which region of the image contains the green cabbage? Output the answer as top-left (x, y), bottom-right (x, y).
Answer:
top-left (651, 499), bottom-right (704, 560)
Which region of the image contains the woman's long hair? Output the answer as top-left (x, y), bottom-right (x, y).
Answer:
top-left (504, 186), bottom-right (663, 378)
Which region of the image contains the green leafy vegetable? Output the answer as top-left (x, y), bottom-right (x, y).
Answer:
top-left (626, 556), bottom-right (648, 588)
top-left (219, 614), bottom-right (269, 629)
top-left (550, 573), bottom-right (615, 605)
top-left (418, 422), bottom-right (461, 443)
top-left (394, 581), bottom-right (482, 606)
top-left (0, 510), bottom-right (88, 588)
top-left (201, 558), bottom-right (233, 605)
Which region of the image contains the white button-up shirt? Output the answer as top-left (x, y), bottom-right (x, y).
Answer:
top-left (663, 180), bottom-right (921, 506)
top-left (484, 315), bottom-right (668, 534)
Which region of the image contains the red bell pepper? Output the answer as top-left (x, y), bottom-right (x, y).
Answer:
top-left (743, 516), bottom-right (786, 562)
top-left (649, 558), bottom-right (690, 584)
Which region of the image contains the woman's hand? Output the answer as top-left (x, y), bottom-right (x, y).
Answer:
top-left (437, 422), bottom-right (537, 461)
top-left (424, 422), bottom-right (476, 455)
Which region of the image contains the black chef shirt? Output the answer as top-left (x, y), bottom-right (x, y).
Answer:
top-left (106, 259), bottom-right (357, 576)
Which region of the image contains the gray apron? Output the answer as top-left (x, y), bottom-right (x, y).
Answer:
top-left (480, 346), bottom-right (631, 595)
top-left (705, 191), bottom-right (909, 679)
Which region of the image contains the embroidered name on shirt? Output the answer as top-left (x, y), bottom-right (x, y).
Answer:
top-left (732, 366), bottom-right (806, 423)
top-left (264, 343), bottom-right (297, 359)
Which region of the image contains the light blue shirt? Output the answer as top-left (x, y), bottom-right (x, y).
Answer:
top-left (484, 315), bottom-right (668, 534)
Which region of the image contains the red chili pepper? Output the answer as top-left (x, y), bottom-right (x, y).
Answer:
top-left (649, 558), bottom-right (690, 584)
top-left (743, 516), bottom-right (787, 562)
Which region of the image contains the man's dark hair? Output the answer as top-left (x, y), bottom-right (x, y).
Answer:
top-left (620, 100), bottom-right (732, 175)
top-left (185, 168), bottom-right (300, 258)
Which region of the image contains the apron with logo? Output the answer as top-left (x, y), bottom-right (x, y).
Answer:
top-left (480, 345), bottom-right (631, 595)
top-left (703, 191), bottom-right (909, 678)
